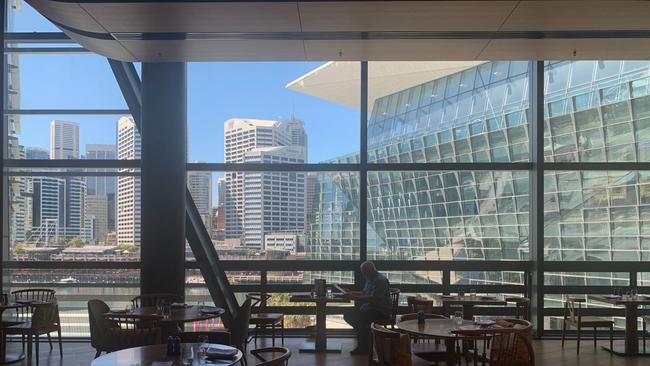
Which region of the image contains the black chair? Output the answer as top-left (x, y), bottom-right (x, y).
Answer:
top-left (374, 288), bottom-right (401, 328)
top-left (228, 297), bottom-right (252, 366)
top-left (250, 347), bottom-right (291, 366)
top-left (247, 292), bottom-right (284, 346)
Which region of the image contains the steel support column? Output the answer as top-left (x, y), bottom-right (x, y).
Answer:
top-left (140, 63), bottom-right (187, 297)
top-left (528, 60), bottom-right (545, 337)
top-left (1, 0), bottom-right (6, 294)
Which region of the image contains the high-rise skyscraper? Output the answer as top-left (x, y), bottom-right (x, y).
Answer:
top-left (85, 144), bottom-right (117, 240)
top-left (50, 120), bottom-right (80, 159)
top-left (85, 195), bottom-right (108, 243)
top-left (223, 118), bottom-right (307, 249)
top-left (187, 162), bottom-right (212, 232)
top-left (117, 116), bottom-right (141, 246)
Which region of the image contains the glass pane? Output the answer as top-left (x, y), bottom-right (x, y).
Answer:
top-left (3, 268), bottom-right (139, 337)
top-left (8, 174), bottom-right (140, 259)
top-left (7, 115), bottom-right (138, 160)
top-left (544, 171), bottom-right (650, 261)
top-left (186, 171), bottom-right (360, 260)
top-left (368, 61), bottom-right (529, 163)
top-left (7, 1), bottom-right (60, 32)
top-left (188, 62), bottom-right (359, 163)
top-left (544, 60), bottom-right (650, 162)
top-left (367, 171), bottom-right (529, 261)
top-left (6, 53), bottom-right (128, 109)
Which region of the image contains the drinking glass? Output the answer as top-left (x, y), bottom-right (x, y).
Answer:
top-left (162, 304), bottom-right (171, 320)
top-left (198, 335), bottom-right (209, 361)
top-left (197, 300), bottom-right (205, 312)
top-left (631, 289), bottom-right (638, 299)
top-left (182, 345), bottom-right (194, 366)
top-left (470, 289), bottom-right (477, 298)
top-left (327, 288), bottom-right (333, 299)
top-left (454, 311), bottom-right (463, 326)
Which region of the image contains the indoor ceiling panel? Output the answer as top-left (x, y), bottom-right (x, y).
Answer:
top-left (501, 1), bottom-right (650, 31)
top-left (79, 2), bottom-right (301, 33)
top-left (480, 38), bottom-right (650, 60)
top-left (27, 1), bottom-right (106, 33)
top-left (304, 39), bottom-right (489, 61)
top-left (299, 1), bottom-right (518, 32)
top-left (121, 40), bottom-right (306, 61)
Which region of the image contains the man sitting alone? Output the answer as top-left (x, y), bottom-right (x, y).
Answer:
top-left (343, 261), bottom-right (391, 355)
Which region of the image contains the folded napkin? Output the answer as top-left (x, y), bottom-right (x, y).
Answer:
top-left (151, 361), bottom-right (173, 366)
top-left (205, 347), bottom-right (238, 359)
top-left (200, 307), bottom-right (222, 314)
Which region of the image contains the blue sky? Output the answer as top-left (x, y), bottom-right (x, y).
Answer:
top-left (12, 4), bottom-right (360, 206)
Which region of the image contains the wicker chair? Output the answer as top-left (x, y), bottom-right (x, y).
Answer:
top-left (5, 302), bottom-right (62, 366)
top-left (250, 347), bottom-right (291, 366)
top-left (452, 320), bottom-right (535, 366)
top-left (374, 288), bottom-right (401, 328)
top-left (406, 296), bottom-right (434, 313)
top-left (561, 298), bottom-right (613, 354)
top-left (103, 313), bottom-right (163, 352)
top-left (88, 299), bottom-right (113, 358)
top-left (368, 322), bottom-right (413, 366)
top-left (505, 297), bottom-right (530, 320)
top-left (130, 293), bottom-right (183, 307)
top-left (247, 292), bottom-right (284, 346)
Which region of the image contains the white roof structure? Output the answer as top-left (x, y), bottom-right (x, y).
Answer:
top-left (286, 61), bottom-right (486, 111)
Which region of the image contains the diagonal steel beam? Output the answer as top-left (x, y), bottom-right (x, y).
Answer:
top-left (108, 58), bottom-right (236, 326)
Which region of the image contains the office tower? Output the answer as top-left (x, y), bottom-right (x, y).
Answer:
top-left (50, 120), bottom-right (80, 159)
top-left (243, 145), bottom-right (307, 250)
top-left (85, 195), bottom-right (108, 243)
top-left (187, 163), bottom-right (212, 232)
top-left (292, 60), bottom-right (650, 289)
top-left (30, 177), bottom-right (66, 246)
top-left (217, 177), bottom-right (226, 207)
top-left (223, 119), bottom-right (307, 248)
top-left (85, 144), bottom-right (117, 236)
top-left (117, 116), bottom-right (141, 246)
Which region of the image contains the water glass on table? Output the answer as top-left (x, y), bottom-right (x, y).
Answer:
top-left (182, 345), bottom-right (194, 366)
top-left (454, 311), bottom-right (463, 327)
top-left (327, 288), bottom-right (333, 299)
top-left (197, 335), bottom-right (209, 362)
top-left (470, 288), bottom-right (477, 298)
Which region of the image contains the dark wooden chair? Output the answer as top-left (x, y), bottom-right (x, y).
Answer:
top-left (131, 293), bottom-right (183, 307)
top-left (406, 296), bottom-right (434, 313)
top-left (11, 289), bottom-right (56, 303)
top-left (452, 322), bottom-right (535, 366)
top-left (88, 299), bottom-right (113, 358)
top-left (103, 313), bottom-right (163, 351)
top-left (398, 313), bottom-right (447, 364)
top-left (375, 288), bottom-right (401, 328)
top-left (5, 302), bottom-right (62, 366)
top-left (368, 322), bottom-right (413, 366)
top-left (247, 292), bottom-right (284, 346)
top-left (561, 298), bottom-right (613, 354)
top-left (505, 297), bottom-right (530, 320)
top-left (250, 347), bottom-right (291, 366)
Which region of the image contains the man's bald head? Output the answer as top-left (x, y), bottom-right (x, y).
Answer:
top-left (360, 261), bottom-right (377, 279)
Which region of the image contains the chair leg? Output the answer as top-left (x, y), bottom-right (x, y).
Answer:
top-left (281, 318), bottom-right (285, 346)
top-left (272, 323), bottom-right (276, 347)
top-left (644, 321), bottom-right (647, 352)
top-left (57, 327), bottom-right (63, 357)
top-left (35, 334), bottom-right (39, 366)
top-left (27, 334), bottom-right (32, 359)
top-left (577, 326), bottom-right (581, 355)
top-left (94, 350), bottom-right (101, 359)
top-left (561, 321), bottom-right (566, 348)
top-left (610, 326), bottom-right (613, 352)
top-left (47, 333), bottom-right (53, 350)
top-left (240, 343), bottom-right (247, 366)
top-left (593, 327), bottom-right (597, 349)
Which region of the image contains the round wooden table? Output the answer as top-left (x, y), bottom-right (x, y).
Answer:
top-left (128, 305), bottom-right (225, 323)
top-left (398, 318), bottom-right (480, 365)
top-left (91, 343), bottom-right (242, 366)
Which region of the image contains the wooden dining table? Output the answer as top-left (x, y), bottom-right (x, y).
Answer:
top-left (588, 294), bottom-right (650, 356)
top-left (107, 305), bottom-right (225, 338)
top-left (289, 292), bottom-right (350, 353)
top-left (436, 295), bottom-right (506, 320)
top-left (398, 318), bottom-right (480, 365)
top-left (91, 343), bottom-right (242, 366)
